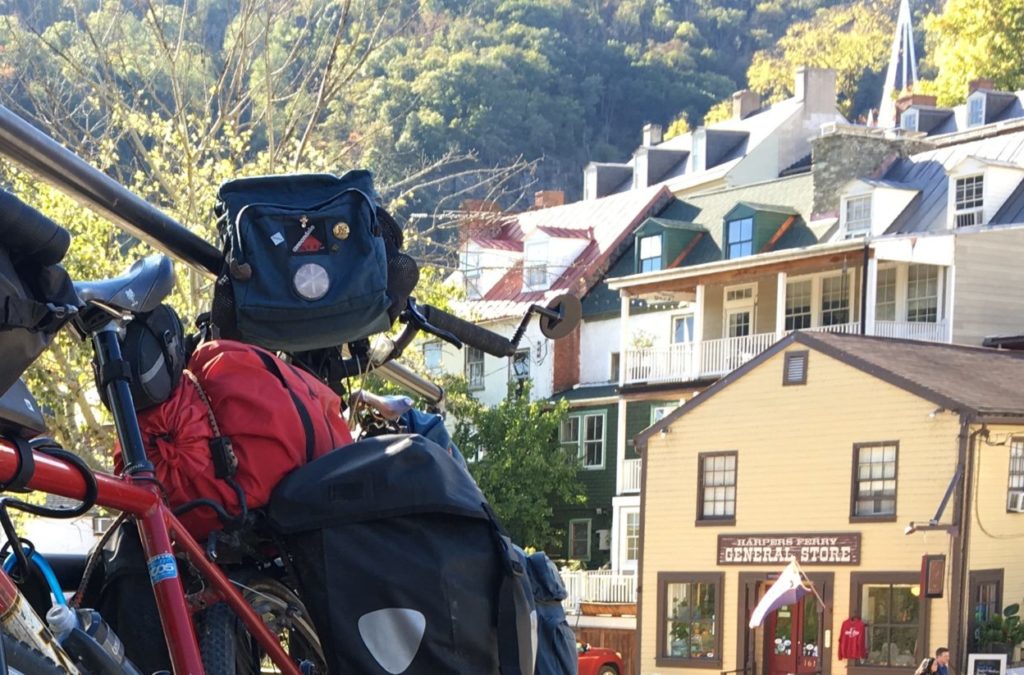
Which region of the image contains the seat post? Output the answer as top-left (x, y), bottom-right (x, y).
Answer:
top-left (92, 323), bottom-right (154, 475)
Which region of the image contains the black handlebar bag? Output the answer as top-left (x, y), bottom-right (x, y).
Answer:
top-left (0, 190), bottom-right (80, 396)
top-left (212, 171), bottom-right (392, 352)
top-left (268, 434), bottom-right (537, 675)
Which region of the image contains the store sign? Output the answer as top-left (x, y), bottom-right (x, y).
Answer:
top-left (717, 533), bottom-right (861, 565)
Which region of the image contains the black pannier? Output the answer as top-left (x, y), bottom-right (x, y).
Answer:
top-left (268, 434), bottom-right (536, 675)
top-left (211, 172), bottom-right (395, 352)
top-left (0, 188), bottom-right (80, 396)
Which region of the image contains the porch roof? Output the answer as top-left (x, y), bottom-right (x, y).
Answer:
top-left (607, 239), bottom-right (867, 294)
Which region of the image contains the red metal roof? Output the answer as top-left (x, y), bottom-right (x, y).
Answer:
top-left (535, 226), bottom-right (593, 239)
top-left (463, 185), bottom-right (673, 321)
top-left (470, 237), bottom-right (524, 252)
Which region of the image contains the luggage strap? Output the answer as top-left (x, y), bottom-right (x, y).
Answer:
top-left (1, 294), bottom-right (75, 333)
top-left (254, 351), bottom-right (316, 463)
top-left (484, 502), bottom-right (535, 675)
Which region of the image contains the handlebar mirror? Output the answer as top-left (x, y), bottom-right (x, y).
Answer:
top-left (539, 294), bottom-right (582, 340)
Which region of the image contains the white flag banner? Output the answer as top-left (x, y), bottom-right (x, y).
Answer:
top-left (749, 560), bottom-right (811, 629)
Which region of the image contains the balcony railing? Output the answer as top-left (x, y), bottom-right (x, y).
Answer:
top-left (560, 570), bottom-right (637, 612)
top-left (623, 320), bottom-right (948, 385)
top-left (622, 458), bottom-right (642, 493)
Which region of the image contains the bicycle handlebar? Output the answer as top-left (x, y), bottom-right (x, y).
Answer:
top-left (0, 189), bottom-right (71, 266)
top-left (418, 304), bottom-right (515, 358)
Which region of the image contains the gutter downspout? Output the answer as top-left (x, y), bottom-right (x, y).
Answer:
top-left (949, 417), bottom-right (985, 673)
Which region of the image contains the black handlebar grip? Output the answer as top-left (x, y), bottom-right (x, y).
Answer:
top-left (0, 188), bottom-right (71, 266)
top-left (421, 305), bottom-right (515, 358)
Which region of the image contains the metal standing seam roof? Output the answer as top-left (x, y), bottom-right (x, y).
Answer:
top-left (636, 331), bottom-right (1024, 450)
top-left (882, 129), bottom-right (1024, 234)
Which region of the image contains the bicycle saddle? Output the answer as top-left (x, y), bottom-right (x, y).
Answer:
top-left (75, 254), bottom-right (175, 314)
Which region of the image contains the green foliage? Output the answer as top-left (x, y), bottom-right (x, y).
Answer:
top-left (918, 0), bottom-right (1024, 106)
top-left (455, 382), bottom-right (583, 549)
top-left (746, 0), bottom-right (894, 116)
top-left (664, 113), bottom-right (690, 140)
top-left (978, 602), bottom-right (1024, 647)
top-left (703, 98), bottom-right (733, 126)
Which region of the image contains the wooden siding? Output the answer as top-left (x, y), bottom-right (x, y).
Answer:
top-left (951, 227), bottom-right (1024, 346)
top-left (639, 344), bottom-right (961, 675)
top-left (965, 424), bottom-right (1024, 627)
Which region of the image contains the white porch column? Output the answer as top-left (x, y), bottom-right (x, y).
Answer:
top-left (618, 291), bottom-right (630, 386)
top-left (943, 266), bottom-right (955, 343)
top-left (865, 256), bottom-right (878, 336)
top-left (776, 271), bottom-right (787, 339)
top-left (693, 284), bottom-right (705, 377)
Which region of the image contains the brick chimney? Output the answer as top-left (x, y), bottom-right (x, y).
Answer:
top-left (459, 199), bottom-right (503, 239)
top-left (551, 323), bottom-right (581, 394)
top-left (534, 190), bottom-right (565, 209)
top-left (643, 123), bottom-right (663, 147)
top-left (794, 67), bottom-right (837, 114)
top-left (732, 90), bottom-right (761, 120)
top-left (969, 78), bottom-right (995, 94)
top-left (895, 93), bottom-right (937, 124)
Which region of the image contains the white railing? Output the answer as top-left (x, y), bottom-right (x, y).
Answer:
top-left (622, 320), bottom-right (950, 385)
top-left (874, 319), bottom-right (948, 342)
top-left (622, 458), bottom-right (642, 493)
top-left (560, 570), bottom-right (637, 611)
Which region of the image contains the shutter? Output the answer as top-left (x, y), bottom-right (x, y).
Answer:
top-left (783, 351), bottom-right (808, 385)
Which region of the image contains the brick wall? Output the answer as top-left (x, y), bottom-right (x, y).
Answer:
top-left (552, 324), bottom-right (581, 394)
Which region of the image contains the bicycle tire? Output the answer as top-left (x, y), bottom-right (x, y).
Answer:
top-left (196, 572), bottom-right (325, 674)
top-left (1, 632), bottom-right (70, 674)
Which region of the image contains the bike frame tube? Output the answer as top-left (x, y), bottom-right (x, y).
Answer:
top-left (0, 442), bottom-right (301, 675)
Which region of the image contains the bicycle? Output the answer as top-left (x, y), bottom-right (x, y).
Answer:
top-left (0, 102), bottom-right (581, 674)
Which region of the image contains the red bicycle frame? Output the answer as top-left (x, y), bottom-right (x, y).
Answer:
top-left (0, 439), bottom-right (301, 675)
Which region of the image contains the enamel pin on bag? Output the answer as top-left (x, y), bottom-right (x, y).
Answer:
top-left (211, 171), bottom-right (393, 352)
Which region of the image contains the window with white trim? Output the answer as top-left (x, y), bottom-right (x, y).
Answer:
top-left (785, 279), bottom-right (812, 330)
top-left (901, 109), bottom-right (919, 131)
top-left (560, 417), bottom-right (580, 446)
top-left (1009, 439), bottom-right (1024, 510)
top-left (853, 442), bottom-right (898, 518)
top-left (672, 315), bottom-right (695, 343)
top-left (465, 347), bottom-right (485, 390)
top-left (954, 175), bottom-right (984, 227)
top-left (582, 414), bottom-right (605, 468)
top-left (609, 352), bottom-right (620, 381)
top-left (875, 267), bottom-right (897, 322)
top-left (821, 274), bottom-right (850, 326)
top-left (906, 265), bottom-right (939, 323)
top-left (639, 234), bottom-right (663, 273)
top-left (569, 519), bottom-right (591, 560)
top-left (844, 195), bottom-right (872, 237)
top-left (968, 95), bottom-right (985, 127)
top-left (726, 217), bottom-right (754, 259)
top-left (524, 241), bottom-right (548, 290)
top-left (461, 250), bottom-right (482, 299)
top-left (624, 510), bottom-right (640, 563)
top-left (423, 341), bottom-right (442, 372)
top-left (698, 452), bottom-right (737, 520)
top-left (651, 405), bottom-right (676, 424)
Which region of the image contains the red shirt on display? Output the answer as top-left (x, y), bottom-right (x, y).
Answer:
top-left (839, 617), bottom-right (867, 660)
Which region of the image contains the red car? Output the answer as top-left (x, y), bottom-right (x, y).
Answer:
top-left (578, 643), bottom-right (625, 675)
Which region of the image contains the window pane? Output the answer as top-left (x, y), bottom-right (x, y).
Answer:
top-left (906, 265), bottom-right (939, 323)
top-left (955, 175), bottom-right (984, 226)
top-left (465, 347), bottom-right (485, 389)
top-left (785, 280), bottom-right (812, 330)
top-left (560, 417), bottom-right (579, 444)
top-left (846, 196), bottom-right (872, 235)
top-left (821, 275), bottom-right (850, 326)
top-left (968, 97), bottom-right (985, 126)
top-left (701, 454), bottom-right (736, 518)
top-left (626, 511), bottom-right (640, 561)
top-left (674, 315), bottom-right (695, 343)
top-left (640, 234), bottom-right (663, 260)
top-left (1010, 440), bottom-right (1024, 492)
top-left (728, 311), bottom-right (751, 337)
top-left (570, 521), bottom-right (590, 558)
top-left (727, 218), bottom-right (754, 259)
top-left (854, 444), bottom-right (898, 516)
top-left (875, 267), bottom-right (897, 322)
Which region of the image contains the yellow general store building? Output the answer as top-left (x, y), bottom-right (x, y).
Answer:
top-left (636, 332), bottom-right (1024, 675)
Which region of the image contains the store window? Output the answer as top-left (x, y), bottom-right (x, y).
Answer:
top-left (850, 574), bottom-right (923, 670)
top-left (698, 452), bottom-right (737, 522)
top-left (852, 442), bottom-right (898, 520)
top-left (657, 572), bottom-right (723, 668)
top-left (968, 570), bottom-right (1003, 650)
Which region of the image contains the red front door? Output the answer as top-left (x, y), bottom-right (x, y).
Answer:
top-left (766, 594), bottom-right (820, 675)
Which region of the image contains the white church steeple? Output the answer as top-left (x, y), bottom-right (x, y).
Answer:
top-left (878, 0), bottom-right (918, 127)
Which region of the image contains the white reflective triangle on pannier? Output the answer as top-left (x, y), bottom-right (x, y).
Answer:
top-left (358, 608), bottom-right (426, 674)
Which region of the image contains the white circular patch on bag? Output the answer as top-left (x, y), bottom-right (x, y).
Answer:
top-left (293, 263), bottom-right (330, 301)
top-left (358, 608), bottom-right (426, 674)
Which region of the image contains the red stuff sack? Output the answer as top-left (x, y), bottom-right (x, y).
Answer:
top-left (117, 340), bottom-right (352, 539)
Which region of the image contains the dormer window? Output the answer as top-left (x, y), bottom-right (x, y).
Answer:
top-left (900, 109), bottom-right (919, 131)
top-left (461, 250), bottom-right (482, 299)
top-left (524, 240), bottom-right (548, 290)
top-left (639, 234), bottom-right (663, 273)
top-left (726, 217), bottom-right (753, 259)
top-left (843, 195), bottom-right (872, 238)
top-left (954, 175), bottom-right (984, 227)
top-left (968, 95), bottom-right (985, 127)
